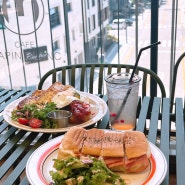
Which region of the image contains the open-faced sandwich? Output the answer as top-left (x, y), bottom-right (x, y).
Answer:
top-left (11, 82), bottom-right (92, 128)
top-left (50, 127), bottom-right (151, 185)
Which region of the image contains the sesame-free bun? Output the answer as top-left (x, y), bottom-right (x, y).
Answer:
top-left (124, 131), bottom-right (149, 159)
top-left (57, 128), bottom-right (151, 173)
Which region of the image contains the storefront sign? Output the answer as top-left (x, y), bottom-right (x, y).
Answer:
top-left (23, 46), bottom-right (48, 63)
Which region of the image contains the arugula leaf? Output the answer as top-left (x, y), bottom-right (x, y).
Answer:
top-left (50, 156), bottom-right (125, 185)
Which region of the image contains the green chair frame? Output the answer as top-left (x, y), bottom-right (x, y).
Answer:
top-left (38, 63), bottom-right (166, 99)
top-left (170, 52), bottom-right (185, 115)
top-left (38, 64), bottom-right (166, 126)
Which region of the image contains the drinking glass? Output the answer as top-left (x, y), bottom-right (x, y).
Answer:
top-left (105, 72), bottom-right (141, 130)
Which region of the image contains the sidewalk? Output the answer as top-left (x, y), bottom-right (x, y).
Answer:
top-left (105, 42), bottom-right (134, 64)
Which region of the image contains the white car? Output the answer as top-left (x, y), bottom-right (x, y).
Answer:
top-left (0, 0), bottom-right (11, 8)
top-left (110, 19), bottom-right (126, 30)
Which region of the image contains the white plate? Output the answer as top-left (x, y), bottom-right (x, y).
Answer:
top-left (3, 92), bottom-right (108, 133)
top-left (26, 134), bottom-right (167, 185)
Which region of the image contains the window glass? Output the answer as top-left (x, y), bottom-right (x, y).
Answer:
top-left (92, 14), bottom-right (96, 30)
top-left (67, 3), bottom-right (72, 12)
top-left (72, 29), bottom-right (75, 40)
top-left (87, 0), bottom-right (89, 9)
top-left (0, 0), bottom-right (183, 101)
top-left (53, 40), bottom-right (59, 51)
top-left (92, 0), bottom-right (95, 7)
top-left (50, 7), bottom-right (60, 28)
top-left (88, 17), bottom-right (91, 33)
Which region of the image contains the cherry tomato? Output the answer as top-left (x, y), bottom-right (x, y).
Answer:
top-left (29, 118), bottom-right (42, 128)
top-left (18, 118), bottom-right (29, 125)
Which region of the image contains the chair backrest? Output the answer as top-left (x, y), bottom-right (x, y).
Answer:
top-left (170, 52), bottom-right (185, 112)
top-left (38, 63), bottom-right (166, 99)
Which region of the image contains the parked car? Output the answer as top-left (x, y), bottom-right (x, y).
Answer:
top-left (110, 19), bottom-right (126, 30)
top-left (130, 4), bottom-right (144, 14)
top-left (0, 0), bottom-right (11, 8)
top-left (125, 18), bottom-right (133, 26)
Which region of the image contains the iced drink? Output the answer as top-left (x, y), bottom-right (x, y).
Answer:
top-left (105, 73), bottom-right (141, 130)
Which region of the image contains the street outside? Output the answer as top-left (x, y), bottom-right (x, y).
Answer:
top-left (106, 0), bottom-right (185, 98)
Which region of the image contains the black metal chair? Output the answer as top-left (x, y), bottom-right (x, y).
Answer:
top-left (38, 63), bottom-right (166, 99)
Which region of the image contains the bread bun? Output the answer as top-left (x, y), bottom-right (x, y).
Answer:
top-left (81, 128), bottom-right (104, 156)
top-left (101, 132), bottom-right (124, 157)
top-left (61, 127), bottom-right (87, 153)
top-left (146, 142), bottom-right (151, 158)
top-left (58, 128), bottom-right (151, 174)
top-left (124, 131), bottom-right (148, 159)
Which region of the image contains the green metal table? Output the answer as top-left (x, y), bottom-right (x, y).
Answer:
top-left (0, 90), bottom-right (184, 185)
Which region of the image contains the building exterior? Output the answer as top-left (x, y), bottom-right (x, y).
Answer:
top-left (0, 0), bottom-right (109, 89)
top-left (82, 0), bottom-right (109, 63)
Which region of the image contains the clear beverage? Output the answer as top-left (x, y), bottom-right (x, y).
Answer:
top-left (105, 73), bottom-right (141, 131)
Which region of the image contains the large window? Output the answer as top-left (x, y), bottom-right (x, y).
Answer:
top-left (0, 0), bottom-right (184, 101)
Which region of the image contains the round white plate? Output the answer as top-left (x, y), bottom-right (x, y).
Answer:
top-left (3, 92), bottom-right (108, 133)
top-left (26, 134), bottom-right (167, 185)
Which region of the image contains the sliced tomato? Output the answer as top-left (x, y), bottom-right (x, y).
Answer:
top-left (29, 118), bottom-right (42, 128)
top-left (18, 118), bottom-right (29, 125)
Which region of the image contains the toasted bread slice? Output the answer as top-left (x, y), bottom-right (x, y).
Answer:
top-left (124, 131), bottom-right (148, 159)
top-left (61, 127), bottom-right (87, 153)
top-left (17, 90), bottom-right (44, 109)
top-left (17, 82), bottom-right (73, 109)
top-left (36, 82), bottom-right (71, 105)
top-left (101, 132), bottom-right (124, 157)
top-left (81, 128), bottom-right (104, 156)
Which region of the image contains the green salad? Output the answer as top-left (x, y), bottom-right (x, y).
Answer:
top-left (50, 156), bottom-right (125, 185)
top-left (11, 102), bottom-right (57, 128)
